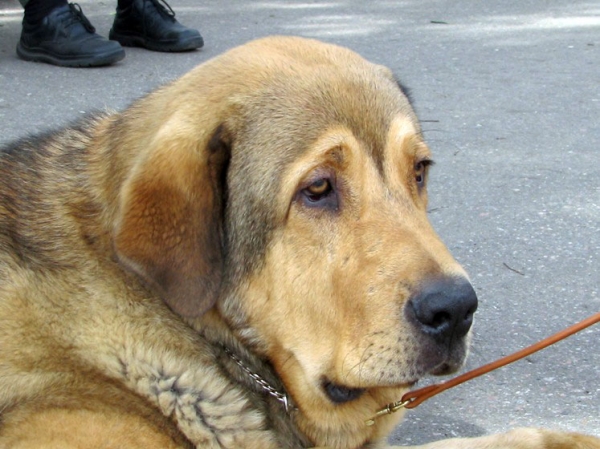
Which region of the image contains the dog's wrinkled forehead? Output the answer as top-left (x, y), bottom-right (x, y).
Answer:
top-left (242, 71), bottom-right (414, 186)
top-left (224, 65), bottom-right (417, 281)
top-left (242, 69), bottom-right (416, 171)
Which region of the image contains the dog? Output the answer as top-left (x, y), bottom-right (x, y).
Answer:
top-left (1, 36), bottom-right (598, 449)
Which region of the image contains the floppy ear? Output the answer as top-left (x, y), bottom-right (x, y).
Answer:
top-left (114, 120), bottom-right (231, 318)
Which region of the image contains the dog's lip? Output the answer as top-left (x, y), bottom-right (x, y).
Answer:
top-left (391, 379), bottom-right (419, 391)
top-left (428, 359), bottom-right (464, 377)
top-left (322, 379), bottom-right (366, 404)
top-left (314, 354), bottom-right (461, 396)
top-left (321, 376), bottom-right (420, 393)
top-left (405, 379), bottom-right (419, 388)
top-left (430, 363), bottom-right (453, 376)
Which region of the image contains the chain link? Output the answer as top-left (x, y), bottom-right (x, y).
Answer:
top-left (224, 348), bottom-right (295, 412)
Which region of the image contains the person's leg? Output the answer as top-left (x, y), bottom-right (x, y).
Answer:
top-left (17, 1), bottom-right (125, 67)
top-left (109, 0), bottom-right (203, 52)
top-left (22, 0), bottom-right (66, 23)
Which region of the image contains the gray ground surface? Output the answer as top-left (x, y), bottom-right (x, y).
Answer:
top-left (1, 0), bottom-right (598, 446)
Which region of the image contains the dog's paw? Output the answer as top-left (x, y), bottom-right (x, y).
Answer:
top-left (124, 359), bottom-right (277, 448)
top-left (385, 428), bottom-right (600, 449)
top-left (506, 428), bottom-right (600, 449)
top-left (173, 382), bottom-right (273, 448)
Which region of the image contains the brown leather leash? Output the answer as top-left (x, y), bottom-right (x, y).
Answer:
top-left (366, 311), bottom-right (600, 426)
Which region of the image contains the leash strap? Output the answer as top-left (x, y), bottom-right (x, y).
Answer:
top-left (366, 312), bottom-right (600, 426)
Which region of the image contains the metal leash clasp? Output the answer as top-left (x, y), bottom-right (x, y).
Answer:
top-left (365, 399), bottom-right (412, 426)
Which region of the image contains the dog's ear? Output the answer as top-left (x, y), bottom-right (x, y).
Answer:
top-left (114, 119), bottom-right (231, 318)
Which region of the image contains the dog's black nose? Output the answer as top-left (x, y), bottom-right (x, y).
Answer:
top-left (408, 277), bottom-right (478, 344)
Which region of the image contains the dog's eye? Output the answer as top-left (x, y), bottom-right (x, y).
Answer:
top-left (415, 159), bottom-right (433, 188)
top-left (306, 178), bottom-right (331, 196)
top-left (301, 178), bottom-right (338, 210)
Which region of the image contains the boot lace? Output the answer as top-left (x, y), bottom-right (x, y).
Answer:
top-left (65, 3), bottom-right (96, 33)
top-left (145, 0), bottom-right (176, 20)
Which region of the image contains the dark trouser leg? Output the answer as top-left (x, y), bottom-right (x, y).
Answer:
top-left (22, 0), bottom-right (67, 24)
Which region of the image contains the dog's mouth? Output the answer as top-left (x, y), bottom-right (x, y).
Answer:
top-left (322, 379), bottom-right (366, 404)
top-left (321, 378), bottom-right (420, 405)
top-left (319, 352), bottom-right (465, 404)
top-left (315, 335), bottom-right (468, 405)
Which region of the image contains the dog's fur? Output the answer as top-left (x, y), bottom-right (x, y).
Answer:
top-left (0, 36), bottom-right (598, 449)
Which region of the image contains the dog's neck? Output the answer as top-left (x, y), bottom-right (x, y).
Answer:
top-left (188, 309), bottom-right (313, 448)
top-left (222, 345), bottom-right (295, 412)
top-left (187, 308), bottom-right (405, 449)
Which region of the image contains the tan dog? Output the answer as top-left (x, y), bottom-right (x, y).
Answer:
top-left (0, 36), bottom-right (598, 449)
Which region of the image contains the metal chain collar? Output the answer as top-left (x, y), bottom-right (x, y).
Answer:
top-left (223, 347), bottom-right (295, 413)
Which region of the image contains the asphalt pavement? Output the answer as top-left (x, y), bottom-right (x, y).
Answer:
top-left (0, 0), bottom-right (598, 445)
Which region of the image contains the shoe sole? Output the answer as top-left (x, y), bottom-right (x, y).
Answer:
top-left (16, 42), bottom-right (125, 68)
top-left (109, 30), bottom-right (204, 52)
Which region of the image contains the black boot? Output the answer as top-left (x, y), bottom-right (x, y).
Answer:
top-left (17, 3), bottom-right (125, 67)
top-left (109, 0), bottom-right (203, 52)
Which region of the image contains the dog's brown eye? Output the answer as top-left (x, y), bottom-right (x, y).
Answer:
top-left (306, 178), bottom-right (330, 196)
top-left (301, 178), bottom-right (338, 210)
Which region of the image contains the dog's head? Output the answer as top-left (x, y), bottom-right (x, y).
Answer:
top-left (113, 37), bottom-right (477, 448)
